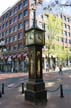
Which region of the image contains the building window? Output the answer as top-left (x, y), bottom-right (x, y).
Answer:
top-left (14, 7), bottom-right (17, 14)
top-left (18, 32), bottom-right (23, 40)
top-left (2, 32), bottom-right (4, 37)
top-left (24, 19), bottom-right (29, 30)
top-left (60, 14), bottom-right (62, 19)
top-left (13, 16), bottom-right (17, 22)
top-left (13, 25), bottom-right (17, 32)
top-left (6, 21), bottom-right (9, 27)
top-left (2, 24), bottom-right (5, 29)
top-left (18, 13), bottom-right (23, 20)
top-left (64, 31), bottom-right (67, 36)
top-left (18, 43), bottom-right (22, 49)
top-left (18, 23), bottom-right (23, 29)
top-left (9, 10), bottom-right (13, 16)
top-left (0, 26), bottom-right (1, 30)
top-left (69, 40), bottom-right (71, 44)
top-left (68, 32), bottom-right (70, 37)
top-left (0, 19), bottom-right (1, 23)
top-left (23, 0), bottom-right (28, 6)
top-left (5, 38), bottom-right (7, 44)
top-left (5, 30), bottom-right (9, 36)
top-left (23, 9), bottom-right (28, 16)
top-left (9, 37), bottom-right (13, 43)
top-left (64, 23), bottom-right (67, 28)
top-left (13, 35), bottom-right (17, 41)
top-left (9, 28), bottom-right (13, 34)
top-left (6, 13), bottom-right (9, 19)
top-left (0, 33), bottom-right (2, 38)
top-left (18, 3), bottom-right (22, 10)
top-left (64, 16), bottom-right (66, 21)
top-left (9, 11), bottom-right (12, 16)
top-left (6, 38), bottom-right (9, 44)
top-left (67, 18), bottom-right (70, 22)
top-left (2, 16), bottom-right (5, 21)
top-left (65, 38), bottom-right (67, 43)
top-left (61, 38), bottom-right (64, 42)
top-left (67, 25), bottom-right (70, 30)
top-left (9, 19), bottom-right (13, 25)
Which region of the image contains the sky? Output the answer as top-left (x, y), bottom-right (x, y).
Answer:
top-left (0, 0), bottom-right (71, 16)
top-left (43, 0), bottom-right (71, 15)
top-left (0, 0), bottom-right (18, 15)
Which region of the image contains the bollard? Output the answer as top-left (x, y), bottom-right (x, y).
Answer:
top-left (22, 83), bottom-right (24, 94)
top-left (60, 84), bottom-right (64, 98)
top-left (0, 91), bottom-right (2, 98)
top-left (2, 83), bottom-right (4, 94)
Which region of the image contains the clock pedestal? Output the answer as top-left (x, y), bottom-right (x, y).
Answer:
top-left (25, 45), bottom-right (47, 103)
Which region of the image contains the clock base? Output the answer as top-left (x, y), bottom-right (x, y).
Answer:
top-left (25, 81), bottom-right (47, 104)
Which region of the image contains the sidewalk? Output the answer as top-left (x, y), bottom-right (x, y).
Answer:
top-left (0, 86), bottom-right (71, 108)
top-left (0, 67), bottom-right (71, 108)
top-left (43, 66), bottom-right (71, 73)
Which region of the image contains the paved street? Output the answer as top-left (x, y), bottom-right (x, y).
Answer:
top-left (0, 68), bottom-right (71, 108)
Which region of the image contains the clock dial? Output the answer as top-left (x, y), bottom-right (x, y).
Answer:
top-left (36, 33), bottom-right (42, 43)
top-left (28, 31), bottom-right (34, 44)
top-left (25, 33), bottom-right (28, 45)
top-left (25, 29), bottom-right (45, 45)
top-left (38, 34), bottom-right (42, 41)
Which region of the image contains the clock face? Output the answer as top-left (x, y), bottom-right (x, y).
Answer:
top-left (25, 29), bottom-right (45, 45)
top-left (28, 31), bottom-right (34, 44)
top-left (36, 32), bottom-right (42, 43)
top-left (25, 33), bottom-right (28, 45)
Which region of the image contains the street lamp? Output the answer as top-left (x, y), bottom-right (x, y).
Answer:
top-left (25, 0), bottom-right (47, 103)
top-left (0, 38), bottom-right (6, 72)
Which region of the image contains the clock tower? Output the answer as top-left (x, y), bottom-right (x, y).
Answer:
top-left (25, 26), bottom-right (47, 103)
top-left (24, 0), bottom-right (47, 104)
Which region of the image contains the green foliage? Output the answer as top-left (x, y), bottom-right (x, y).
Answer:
top-left (45, 14), bottom-right (67, 62)
top-left (45, 14), bottom-right (71, 64)
top-left (45, 14), bottom-right (63, 49)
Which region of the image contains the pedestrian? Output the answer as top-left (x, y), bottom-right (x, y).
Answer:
top-left (59, 65), bottom-right (63, 75)
top-left (46, 62), bottom-right (48, 72)
top-left (11, 67), bottom-right (13, 72)
top-left (53, 64), bottom-right (55, 71)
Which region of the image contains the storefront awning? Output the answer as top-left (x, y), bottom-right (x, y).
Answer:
top-left (0, 56), bottom-right (3, 59)
top-left (12, 55), bottom-right (17, 59)
top-left (4, 56), bottom-right (8, 59)
top-left (17, 54), bottom-right (21, 59)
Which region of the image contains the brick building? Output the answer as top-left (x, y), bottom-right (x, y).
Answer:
top-left (0, 0), bottom-right (32, 72)
top-left (0, 0), bottom-right (71, 72)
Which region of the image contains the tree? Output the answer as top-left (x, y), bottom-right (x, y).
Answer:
top-left (45, 14), bottom-right (63, 67)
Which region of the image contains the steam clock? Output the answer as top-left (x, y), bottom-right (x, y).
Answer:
top-left (25, 0), bottom-right (47, 103)
top-left (25, 26), bottom-right (47, 103)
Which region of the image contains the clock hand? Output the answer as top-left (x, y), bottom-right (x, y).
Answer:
top-left (30, 36), bottom-right (33, 39)
top-left (38, 36), bottom-right (41, 40)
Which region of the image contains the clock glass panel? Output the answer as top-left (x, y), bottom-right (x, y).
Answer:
top-left (29, 31), bottom-right (34, 44)
top-left (36, 32), bottom-right (42, 43)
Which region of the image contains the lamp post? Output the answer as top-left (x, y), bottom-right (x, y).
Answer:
top-left (0, 38), bottom-right (6, 72)
top-left (25, 0), bottom-right (47, 103)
